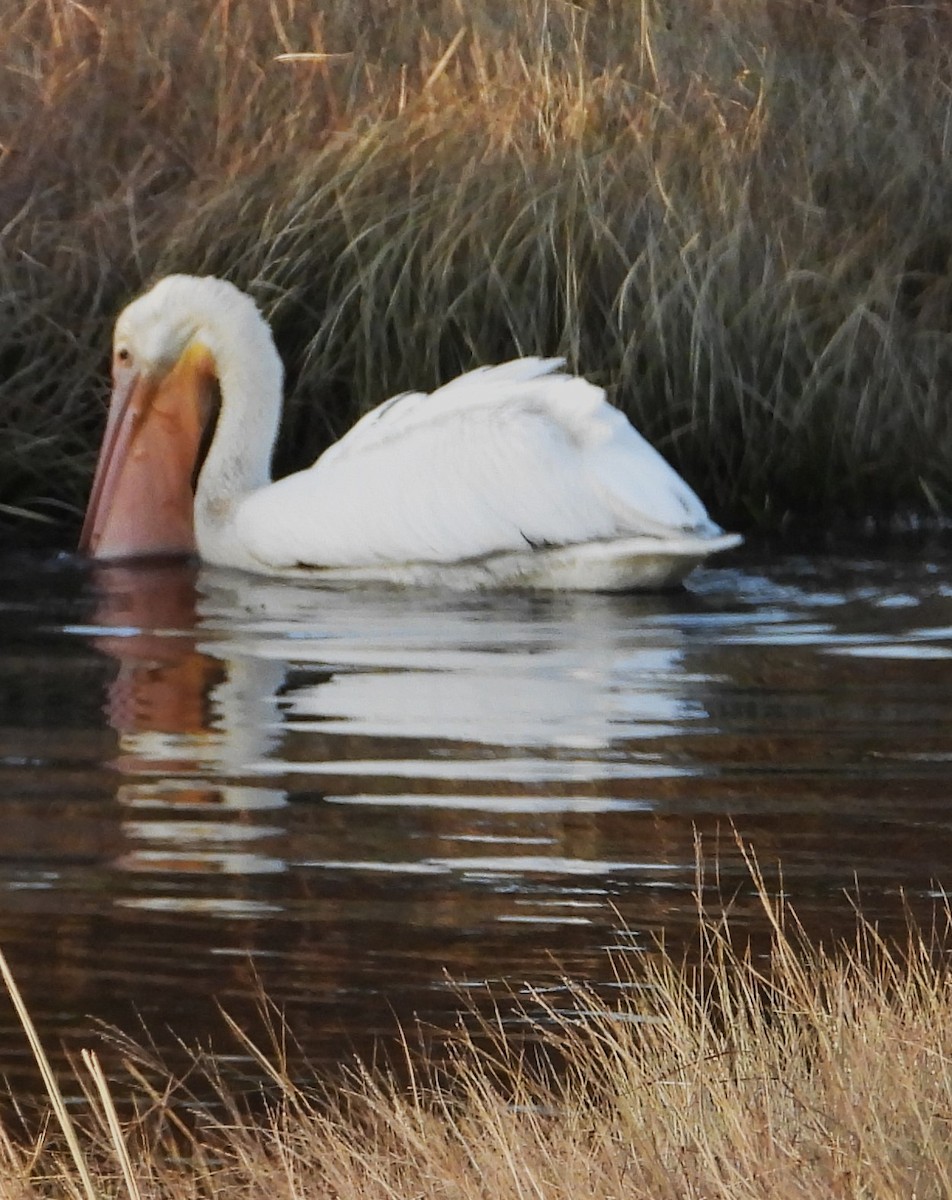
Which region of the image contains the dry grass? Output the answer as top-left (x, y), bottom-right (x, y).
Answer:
top-left (2, 850), bottom-right (952, 1198)
top-left (3, 0), bottom-right (952, 540)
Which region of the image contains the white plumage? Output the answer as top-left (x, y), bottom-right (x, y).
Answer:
top-left (82, 275), bottom-right (740, 590)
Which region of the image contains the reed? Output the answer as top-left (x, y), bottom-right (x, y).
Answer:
top-left (3, 0), bottom-right (952, 541)
top-left (2, 850), bottom-right (952, 1198)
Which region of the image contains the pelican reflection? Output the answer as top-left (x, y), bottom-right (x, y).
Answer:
top-left (87, 561), bottom-right (706, 909)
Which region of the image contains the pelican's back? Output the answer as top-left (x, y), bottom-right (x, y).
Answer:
top-left (235, 358), bottom-right (720, 572)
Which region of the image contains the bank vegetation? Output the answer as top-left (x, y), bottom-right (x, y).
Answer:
top-left (1, 854), bottom-right (951, 1198)
top-left (3, 0), bottom-right (952, 541)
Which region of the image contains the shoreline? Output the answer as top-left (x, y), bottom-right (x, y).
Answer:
top-left (1, 852), bottom-right (949, 1198)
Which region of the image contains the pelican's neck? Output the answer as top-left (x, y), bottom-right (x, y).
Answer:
top-left (191, 288), bottom-right (284, 568)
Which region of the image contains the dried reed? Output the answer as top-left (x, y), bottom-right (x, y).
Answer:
top-left (3, 0), bottom-right (952, 540)
top-left (0, 848), bottom-right (950, 1198)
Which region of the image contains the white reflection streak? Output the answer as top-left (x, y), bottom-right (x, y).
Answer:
top-left (194, 572), bottom-right (701, 758)
top-left (113, 656), bottom-right (290, 880)
top-left (97, 565), bottom-right (707, 894)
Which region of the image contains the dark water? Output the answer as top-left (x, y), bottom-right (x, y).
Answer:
top-left (1, 542), bottom-right (952, 1096)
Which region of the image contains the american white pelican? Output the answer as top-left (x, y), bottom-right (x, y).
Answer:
top-left (80, 275), bottom-right (740, 590)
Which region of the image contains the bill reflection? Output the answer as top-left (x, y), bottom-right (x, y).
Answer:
top-left (89, 562), bottom-right (288, 903)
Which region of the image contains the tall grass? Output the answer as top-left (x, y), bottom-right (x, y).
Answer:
top-left (3, 0), bottom-right (952, 541)
top-left (3, 853), bottom-right (952, 1198)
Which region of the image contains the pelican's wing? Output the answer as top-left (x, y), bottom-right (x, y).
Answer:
top-left (234, 358), bottom-right (720, 570)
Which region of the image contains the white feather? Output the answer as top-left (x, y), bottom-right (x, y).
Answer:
top-left (110, 276), bottom-right (740, 590)
top-left (236, 359), bottom-right (719, 570)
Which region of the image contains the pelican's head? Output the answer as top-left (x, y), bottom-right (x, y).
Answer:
top-left (80, 275), bottom-right (230, 560)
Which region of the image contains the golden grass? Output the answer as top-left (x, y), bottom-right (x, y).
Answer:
top-left (2, 850), bottom-right (952, 1198)
top-left (3, 0), bottom-right (952, 537)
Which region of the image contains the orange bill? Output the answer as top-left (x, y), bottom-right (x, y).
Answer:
top-left (80, 347), bottom-right (216, 559)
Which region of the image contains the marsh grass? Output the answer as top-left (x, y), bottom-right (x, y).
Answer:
top-left (3, 0), bottom-right (952, 539)
top-left (2, 850), bottom-right (952, 1198)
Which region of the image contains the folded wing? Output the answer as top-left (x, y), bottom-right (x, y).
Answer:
top-left (235, 358), bottom-right (718, 570)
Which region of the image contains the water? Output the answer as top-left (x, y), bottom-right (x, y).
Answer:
top-left (1, 542), bottom-right (952, 1097)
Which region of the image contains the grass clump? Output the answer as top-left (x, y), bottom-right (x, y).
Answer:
top-left (3, 0), bottom-right (952, 540)
top-left (2, 855), bottom-right (952, 1198)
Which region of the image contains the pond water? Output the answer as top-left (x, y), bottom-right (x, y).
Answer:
top-left (1, 541), bottom-right (952, 1098)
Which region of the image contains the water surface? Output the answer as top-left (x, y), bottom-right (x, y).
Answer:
top-left (1, 543), bottom-right (951, 1094)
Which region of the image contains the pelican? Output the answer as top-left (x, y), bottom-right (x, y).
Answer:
top-left (80, 275), bottom-right (740, 590)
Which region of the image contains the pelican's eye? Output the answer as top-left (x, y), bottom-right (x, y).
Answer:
top-left (115, 346), bottom-right (132, 365)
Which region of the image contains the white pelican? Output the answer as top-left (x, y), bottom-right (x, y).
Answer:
top-left (80, 275), bottom-right (740, 590)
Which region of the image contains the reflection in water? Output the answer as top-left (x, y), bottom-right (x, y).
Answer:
top-left (1, 545), bottom-right (952, 1094)
top-left (92, 564), bottom-right (287, 886)
top-left (94, 564), bottom-right (711, 908)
